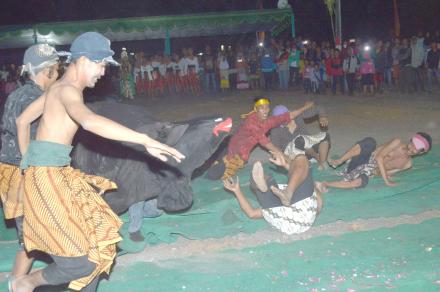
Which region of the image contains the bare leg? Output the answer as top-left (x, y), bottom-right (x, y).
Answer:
top-left (270, 155), bottom-right (309, 206)
top-left (251, 162), bottom-right (268, 192)
top-left (317, 178), bottom-right (363, 193)
top-left (315, 189), bottom-right (323, 214)
top-left (12, 251), bottom-right (34, 277)
top-left (12, 269), bottom-right (47, 292)
top-left (318, 141), bottom-right (330, 170)
top-left (328, 143), bottom-right (361, 168)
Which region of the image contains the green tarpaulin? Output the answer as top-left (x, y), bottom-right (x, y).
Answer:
top-left (0, 9), bottom-right (293, 49)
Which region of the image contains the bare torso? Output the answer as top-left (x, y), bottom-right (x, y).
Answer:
top-left (374, 142), bottom-right (411, 173)
top-left (36, 80), bottom-right (81, 146)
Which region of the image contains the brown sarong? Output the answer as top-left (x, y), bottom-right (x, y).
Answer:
top-left (0, 163), bottom-right (23, 219)
top-left (221, 154), bottom-right (245, 180)
top-left (23, 166), bottom-right (123, 291)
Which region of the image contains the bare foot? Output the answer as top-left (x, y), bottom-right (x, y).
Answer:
top-left (314, 181), bottom-right (328, 194)
top-left (270, 185), bottom-right (291, 206)
top-left (11, 275), bottom-right (34, 292)
top-left (252, 161), bottom-right (268, 192)
top-left (318, 162), bottom-right (328, 171)
top-left (328, 158), bottom-right (341, 169)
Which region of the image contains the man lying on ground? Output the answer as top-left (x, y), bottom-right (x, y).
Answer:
top-left (223, 152), bottom-right (322, 235)
top-left (207, 97), bottom-right (314, 180)
top-left (315, 133), bottom-right (432, 192)
top-left (270, 103), bottom-right (330, 170)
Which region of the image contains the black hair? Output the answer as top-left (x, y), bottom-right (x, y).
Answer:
top-left (417, 132), bottom-right (432, 151)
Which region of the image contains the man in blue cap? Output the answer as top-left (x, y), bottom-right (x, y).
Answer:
top-left (0, 43), bottom-right (61, 288)
top-left (12, 32), bottom-right (185, 292)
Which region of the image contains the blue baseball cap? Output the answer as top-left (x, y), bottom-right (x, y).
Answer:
top-left (69, 32), bottom-right (119, 66)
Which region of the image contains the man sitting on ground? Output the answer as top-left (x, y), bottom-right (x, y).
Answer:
top-left (223, 152), bottom-right (323, 235)
top-left (315, 133), bottom-right (432, 192)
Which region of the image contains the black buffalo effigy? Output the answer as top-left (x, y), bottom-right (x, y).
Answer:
top-left (72, 102), bottom-right (231, 214)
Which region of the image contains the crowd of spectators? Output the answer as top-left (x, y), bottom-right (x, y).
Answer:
top-left (1, 30), bottom-right (440, 102)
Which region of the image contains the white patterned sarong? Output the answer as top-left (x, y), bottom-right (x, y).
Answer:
top-left (262, 184), bottom-right (318, 235)
top-left (284, 132), bottom-right (328, 159)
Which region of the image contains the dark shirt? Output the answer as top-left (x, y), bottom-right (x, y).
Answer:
top-left (426, 50), bottom-right (440, 69)
top-left (0, 80), bottom-right (42, 165)
top-left (270, 106), bottom-right (326, 151)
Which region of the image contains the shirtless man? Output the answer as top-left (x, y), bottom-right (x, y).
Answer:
top-left (315, 133), bottom-right (431, 192)
top-left (12, 32), bottom-right (184, 292)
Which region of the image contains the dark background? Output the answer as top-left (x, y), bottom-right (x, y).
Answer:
top-left (1, 0), bottom-right (440, 63)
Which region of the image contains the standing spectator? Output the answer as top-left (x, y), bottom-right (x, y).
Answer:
top-left (236, 53), bottom-right (249, 90)
top-left (288, 45), bottom-right (300, 86)
top-left (343, 47), bottom-right (360, 96)
top-left (277, 48), bottom-right (290, 90)
top-left (398, 38), bottom-right (412, 94)
top-left (202, 46), bottom-right (217, 93)
top-left (374, 41), bottom-right (386, 93)
top-left (391, 38), bottom-right (401, 88)
top-left (426, 42), bottom-right (440, 92)
top-left (330, 49), bottom-right (344, 94)
top-left (410, 36), bottom-right (425, 92)
top-left (303, 60), bottom-right (312, 93)
top-left (360, 51), bottom-right (375, 95)
top-left (383, 41), bottom-right (393, 89)
top-left (248, 51), bottom-right (260, 90)
top-left (261, 50), bottom-right (276, 91)
top-left (218, 53), bottom-right (230, 93)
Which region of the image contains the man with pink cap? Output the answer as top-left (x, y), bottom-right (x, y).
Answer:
top-left (315, 133), bottom-right (432, 192)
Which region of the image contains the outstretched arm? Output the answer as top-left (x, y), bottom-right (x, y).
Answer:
top-left (61, 86), bottom-right (185, 163)
top-left (223, 177), bottom-right (263, 219)
top-left (16, 95), bottom-right (46, 155)
top-left (263, 141), bottom-right (283, 156)
top-left (289, 101), bottom-right (315, 120)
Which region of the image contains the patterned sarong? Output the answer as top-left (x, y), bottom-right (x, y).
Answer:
top-left (23, 166), bottom-right (122, 290)
top-left (0, 163), bottom-right (23, 219)
top-left (337, 155), bottom-right (378, 182)
top-left (221, 154), bottom-right (245, 180)
top-left (262, 184), bottom-right (318, 235)
top-left (284, 132), bottom-right (328, 159)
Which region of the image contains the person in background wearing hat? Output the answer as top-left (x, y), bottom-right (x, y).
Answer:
top-left (315, 133), bottom-right (432, 193)
top-left (207, 97), bottom-right (314, 181)
top-left (0, 44), bottom-right (60, 288)
top-left (12, 32), bottom-right (185, 292)
top-left (270, 104), bottom-right (330, 170)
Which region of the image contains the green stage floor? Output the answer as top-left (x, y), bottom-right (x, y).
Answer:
top-left (1, 148), bottom-right (440, 291)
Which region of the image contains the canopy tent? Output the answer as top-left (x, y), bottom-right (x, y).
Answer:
top-left (0, 9), bottom-right (294, 50)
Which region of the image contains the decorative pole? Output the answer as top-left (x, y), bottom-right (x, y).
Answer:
top-left (335, 0), bottom-right (342, 49)
top-left (393, 0), bottom-right (400, 37)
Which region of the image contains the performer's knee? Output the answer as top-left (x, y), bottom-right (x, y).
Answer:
top-left (43, 255), bottom-right (96, 285)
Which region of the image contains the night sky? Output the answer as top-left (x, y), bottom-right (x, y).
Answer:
top-left (1, 0), bottom-right (440, 41)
